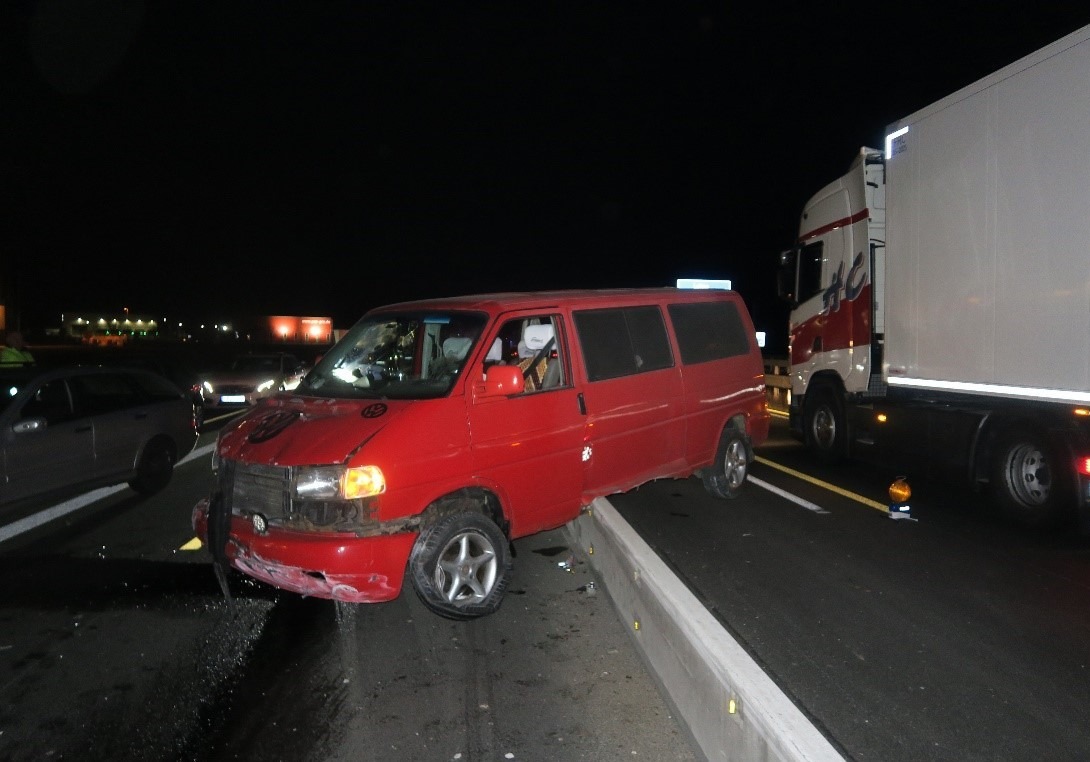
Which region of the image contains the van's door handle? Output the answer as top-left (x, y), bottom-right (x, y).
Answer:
top-left (577, 393), bottom-right (586, 415)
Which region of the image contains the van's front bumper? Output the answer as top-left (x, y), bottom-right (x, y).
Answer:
top-left (192, 498), bottom-right (418, 603)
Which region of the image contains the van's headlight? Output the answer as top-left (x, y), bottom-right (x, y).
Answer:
top-left (292, 465), bottom-right (386, 500)
top-left (255, 378), bottom-right (276, 393)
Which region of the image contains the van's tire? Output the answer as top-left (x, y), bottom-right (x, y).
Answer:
top-left (129, 438), bottom-right (176, 496)
top-left (702, 428), bottom-right (751, 499)
top-left (990, 427), bottom-right (1066, 527)
top-left (804, 386), bottom-right (848, 464)
top-left (408, 512), bottom-right (512, 620)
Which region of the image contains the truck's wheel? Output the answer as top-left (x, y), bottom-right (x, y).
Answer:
top-left (408, 512), bottom-right (511, 620)
top-left (804, 387), bottom-right (848, 464)
top-left (701, 428), bottom-right (750, 499)
top-left (990, 429), bottom-right (1065, 526)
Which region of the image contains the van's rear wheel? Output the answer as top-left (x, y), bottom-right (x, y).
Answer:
top-left (990, 428), bottom-right (1066, 527)
top-left (702, 428), bottom-right (750, 499)
top-left (804, 387), bottom-right (848, 464)
top-left (409, 512), bottom-right (511, 620)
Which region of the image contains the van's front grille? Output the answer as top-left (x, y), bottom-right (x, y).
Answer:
top-left (228, 461), bottom-right (290, 519)
top-left (219, 459), bottom-right (378, 533)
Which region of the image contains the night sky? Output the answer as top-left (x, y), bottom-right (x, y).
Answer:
top-left (6, 2), bottom-right (1090, 352)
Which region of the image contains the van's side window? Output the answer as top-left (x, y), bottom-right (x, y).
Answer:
top-left (493, 315), bottom-right (565, 392)
top-left (668, 301), bottom-right (751, 364)
top-left (574, 306), bottom-right (673, 382)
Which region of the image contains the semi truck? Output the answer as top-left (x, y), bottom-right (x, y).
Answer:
top-left (776, 24), bottom-right (1090, 529)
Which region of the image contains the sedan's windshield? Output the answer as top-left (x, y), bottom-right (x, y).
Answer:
top-left (298, 310), bottom-right (487, 399)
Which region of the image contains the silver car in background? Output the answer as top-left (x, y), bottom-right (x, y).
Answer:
top-left (200, 353), bottom-right (304, 411)
top-left (0, 365), bottom-right (198, 507)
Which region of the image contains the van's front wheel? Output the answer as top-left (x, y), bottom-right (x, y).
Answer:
top-left (701, 428), bottom-right (751, 499)
top-left (408, 512), bottom-right (512, 620)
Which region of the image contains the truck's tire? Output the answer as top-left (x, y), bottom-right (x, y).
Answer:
top-left (408, 512), bottom-right (512, 620)
top-left (804, 386), bottom-right (848, 464)
top-left (701, 427), bottom-right (751, 499)
top-left (990, 428), bottom-right (1066, 527)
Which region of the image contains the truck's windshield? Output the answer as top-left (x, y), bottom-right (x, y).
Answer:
top-left (297, 310), bottom-right (487, 400)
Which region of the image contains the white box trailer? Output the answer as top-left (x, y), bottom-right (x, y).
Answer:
top-left (777, 24), bottom-right (1090, 528)
top-left (883, 29), bottom-right (1090, 402)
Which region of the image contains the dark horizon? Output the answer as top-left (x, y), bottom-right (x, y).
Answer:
top-left (6, 3), bottom-right (1090, 354)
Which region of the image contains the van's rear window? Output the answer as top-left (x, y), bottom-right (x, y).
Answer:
top-left (573, 306), bottom-right (673, 381)
top-left (668, 301), bottom-right (750, 364)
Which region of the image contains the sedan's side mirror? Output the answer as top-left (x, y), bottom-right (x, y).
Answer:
top-left (12, 418), bottom-right (46, 434)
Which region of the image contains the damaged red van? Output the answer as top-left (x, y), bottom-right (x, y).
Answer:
top-left (193, 288), bottom-right (770, 619)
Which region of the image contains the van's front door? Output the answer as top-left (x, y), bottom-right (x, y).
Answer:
top-left (466, 313), bottom-right (586, 537)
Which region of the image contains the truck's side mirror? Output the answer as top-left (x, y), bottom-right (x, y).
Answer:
top-left (474, 364), bottom-right (525, 401)
top-left (777, 248), bottom-right (799, 306)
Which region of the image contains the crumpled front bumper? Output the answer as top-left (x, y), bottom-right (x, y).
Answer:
top-left (192, 498), bottom-right (418, 603)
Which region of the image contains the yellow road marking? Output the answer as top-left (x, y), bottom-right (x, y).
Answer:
top-left (755, 456), bottom-right (889, 513)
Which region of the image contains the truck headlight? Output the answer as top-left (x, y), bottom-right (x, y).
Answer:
top-left (292, 465), bottom-right (386, 500)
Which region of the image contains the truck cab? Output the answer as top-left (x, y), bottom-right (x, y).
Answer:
top-left (777, 148), bottom-right (885, 449)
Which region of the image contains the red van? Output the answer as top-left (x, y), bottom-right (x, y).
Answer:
top-left (193, 288), bottom-right (769, 618)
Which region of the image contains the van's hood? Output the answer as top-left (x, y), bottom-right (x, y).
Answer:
top-left (217, 395), bottom-right (410, 466)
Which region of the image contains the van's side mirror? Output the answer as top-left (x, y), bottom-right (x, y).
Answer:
top-left (475, 365), bottom-right (525, 400)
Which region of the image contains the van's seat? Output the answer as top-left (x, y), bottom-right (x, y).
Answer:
top-left (442, 337), bottom-right (473, 362)
top-left (435, 336), bottom-right (474, 378)
top-left (518, 324), bottom-right (560, 390)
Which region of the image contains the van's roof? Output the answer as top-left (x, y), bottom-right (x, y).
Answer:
top-left (369, 287), bottom-right (743, 314)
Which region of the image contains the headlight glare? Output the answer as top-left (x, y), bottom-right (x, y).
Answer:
top-left (256, 378), bottom-right (275, 393)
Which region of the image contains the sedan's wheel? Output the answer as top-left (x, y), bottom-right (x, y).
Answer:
top-left (129, 438), bottom-right (176, 496)
top-left (408, 512), bottom-right (511, 620)
top-left (701, 428), bottom-right (750, 499)
top-left (990, 429), bottom-right (1066, 527)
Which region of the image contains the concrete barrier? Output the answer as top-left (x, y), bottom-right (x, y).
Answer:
top-left (565, 498), bottom-right (843, 762)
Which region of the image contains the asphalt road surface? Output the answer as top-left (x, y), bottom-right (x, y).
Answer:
top-left (610, 418), bottom-right (1090, 761)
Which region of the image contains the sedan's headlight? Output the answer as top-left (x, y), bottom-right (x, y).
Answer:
top-left (291, 465), bottom-right (386, 500)
top-left (203, 381), bottom-right (215, 394)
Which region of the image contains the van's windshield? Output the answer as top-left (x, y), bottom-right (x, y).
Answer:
top-left (297, 310), bottom-right (487, 400)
